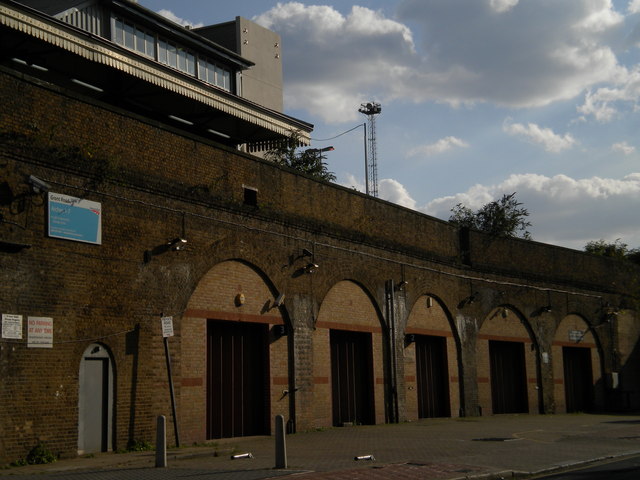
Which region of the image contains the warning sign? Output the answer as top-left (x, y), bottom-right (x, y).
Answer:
top-left (161, 316), bottom-right (174, 338)
top-left (28, 317), bottom-right (53, 348)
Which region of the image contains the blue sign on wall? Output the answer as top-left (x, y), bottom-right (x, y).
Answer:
top-left (48, 193), bottom-right (102, 245)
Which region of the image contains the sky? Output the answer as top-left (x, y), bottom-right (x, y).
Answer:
top-left (140, 0), bottom-right (640, 251)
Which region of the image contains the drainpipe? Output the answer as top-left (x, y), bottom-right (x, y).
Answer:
top-left (386, 280), bottom-right (399, 423)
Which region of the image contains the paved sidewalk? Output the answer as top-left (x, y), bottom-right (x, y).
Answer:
top-left (3, 413), bottom-right (640, 479)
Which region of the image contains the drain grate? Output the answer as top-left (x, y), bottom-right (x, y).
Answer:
top-left (472, 437), bottom-right (517, 442)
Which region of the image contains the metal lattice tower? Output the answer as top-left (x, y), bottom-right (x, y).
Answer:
top-left (359, 101), bottom-right (381, 197)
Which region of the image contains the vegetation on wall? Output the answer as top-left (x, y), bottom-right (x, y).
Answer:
top-left (264, 130), bottom-right (336, 182)
top-left (449, 192), bottom-right (532, 239)
top-left (584, 239), bottom-right (640, 265)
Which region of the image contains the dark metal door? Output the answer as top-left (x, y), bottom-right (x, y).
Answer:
top-left (489, 340), bottom-right (528, 414)
top-left (206, 320), bottom-right (269, 439)
top-left (416, 335), bottom-right (451, 418)
top-left (563, 347), bottom-right (593, 412)
top-left (330, 330), bottom-right (375, 426)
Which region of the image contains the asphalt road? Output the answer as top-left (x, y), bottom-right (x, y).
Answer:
top-left (533, 454), bottom-right (640, 479)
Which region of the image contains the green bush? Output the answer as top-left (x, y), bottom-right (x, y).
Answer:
top-left (10, 443), bottom-right (57, 467)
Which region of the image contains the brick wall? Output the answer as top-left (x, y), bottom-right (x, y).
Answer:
top-left (1, 67), bottom-right (639, 464)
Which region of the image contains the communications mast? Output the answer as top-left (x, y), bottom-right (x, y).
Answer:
top-left (359, 101), bottom-right (382, 197)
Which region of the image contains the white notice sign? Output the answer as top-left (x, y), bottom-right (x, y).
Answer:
top-left (161, 316), bottom-right (174, 338)
top-left (569, 330), bottom-right (584, 342)
top-left (28, 317), bottom-right (53, 348)
top-left (2, 314), bottom-right (22, 339)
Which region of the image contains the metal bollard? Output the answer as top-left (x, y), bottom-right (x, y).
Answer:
top-left (155, 415), bottom-right (167, 468)
top-left (275, 414), bottom-right (287, 469)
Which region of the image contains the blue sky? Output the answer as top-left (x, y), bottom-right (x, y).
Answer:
top-left (141, 0), bottom-right (640, 250)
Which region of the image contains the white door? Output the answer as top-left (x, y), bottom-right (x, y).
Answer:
top-left (78, 344), bottom-right (113, 454)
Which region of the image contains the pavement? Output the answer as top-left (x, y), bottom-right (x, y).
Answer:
top-left (2, 413), bottom-right (640, 479)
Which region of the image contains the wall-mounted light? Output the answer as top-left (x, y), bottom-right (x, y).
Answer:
top-left (235, 293), bottom-right (245, 306)
top-left (168, 114), bottom-right (193, 126)
top-left (273, 293), bottom-right (285, 307)
top-left (144, 238), bottom-right (188, 262)
top-left (426, 296), bottom-right (434, 308)
top-left (168, 238), bottom-right (187, 251)
top-left (542, 305), bottom-right (553, 313)
top-left (71, 78), bottom-right (103, 93)
top-left (458, 292), bottom-right (478, 309)
top-left (396, 280), bottom-right (408, 291)
top-left (501, 307), bottom-right (509, 318)
top-left (27, 175), bottom-right (50, 193)
top-left (304, 263), bottom-right (318, 274)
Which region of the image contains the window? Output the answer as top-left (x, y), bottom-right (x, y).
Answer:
top-left (197, 57), bottom-right (232, 92)
top-left (112, 16), bottom-right (231, 92)
top-left (159, 39), bottom-right (195, 76)
top-left (113, 18), bottom-right (155, 58)
top-left (243, 186), bottom-right (258, 207)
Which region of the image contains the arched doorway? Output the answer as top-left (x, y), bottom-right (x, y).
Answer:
top-left (552, 315), bottom-right (602, 413)
top-left (181, 260), bottom-right (287, 443)
top-left (314, 280), bottom-right (383, 428)
top-left (477, 306), bottom-right (539, 415)
top-left (78, 343), bottom-right (114, 454)
top-left (405, 294), bottom-right (459, 420)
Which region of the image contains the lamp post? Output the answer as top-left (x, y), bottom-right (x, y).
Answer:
top-left (305, 146), bottom-right (335, 156)
top-left (304, 146), bottom-right (334, 177)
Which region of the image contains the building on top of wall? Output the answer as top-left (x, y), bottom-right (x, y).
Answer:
top-left (4, 0), bottom-right (311, 152)
top-left (2, 0), bottom-right (640, 467)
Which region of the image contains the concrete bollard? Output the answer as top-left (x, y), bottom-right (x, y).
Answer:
top-left (155, 415), bottom-right (167, 468)
top-left (275, 414), bottom-right (287, 469)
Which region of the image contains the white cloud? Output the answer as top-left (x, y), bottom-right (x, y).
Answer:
top-left (503, 120), bottom-right (577, 152)
top-left (577, 67), bottom-right (640, 122)
top-left (339, 175), bottom-right (416, 209)
top-left (422, 173), bottom-right (640, 249)
top-left (574, 0), bottom-right (623, 32)
top-left (489, 0), bottom-right (519, 14)
top-left (254, 3), bottom-right (415, 122)
top-left (629, 0), bottom-right (640, 14)
top-left (157, 9), bottom-right (204, 28)
top-left (342, 173), bottom-right (365, 193)
top-left (253, 1), bottom-right (630, 123)
top-left (612, 141), bottom-right (636, 154)
top-left (407, 136), bottom-right (469, 157)
top-left (395, 0), bottom-right (624, 108)
top-left (378, 179), bottom-right (417, 209)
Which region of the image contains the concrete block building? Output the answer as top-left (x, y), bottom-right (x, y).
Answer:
top-left (1, 0), bottom-right (640, 465)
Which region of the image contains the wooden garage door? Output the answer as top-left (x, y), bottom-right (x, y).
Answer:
top-left (207, 320), bottom-right (269, 438)
top-left (330, 330), bottom-right (375, 426)
top-left (489, 340), bottom-right (528, 414)
top-left (563, 346), bottom-right (593, 413)
top-left (416, 335), bottom-right (451, 418)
